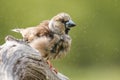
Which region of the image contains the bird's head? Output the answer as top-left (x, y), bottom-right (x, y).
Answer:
top-left (49, 12), bottom-right (76, 35)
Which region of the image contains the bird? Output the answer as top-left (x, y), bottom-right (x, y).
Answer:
top-left (12, 12), bottom-right (76, 60)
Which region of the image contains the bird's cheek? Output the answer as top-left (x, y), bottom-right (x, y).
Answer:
top-left (58, 23), bottom-right (65, 30)
top-left (55, 22), bottom-right (64, 29)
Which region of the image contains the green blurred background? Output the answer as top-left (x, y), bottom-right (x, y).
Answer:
top-left (0, 0), bottom-right (120, 80)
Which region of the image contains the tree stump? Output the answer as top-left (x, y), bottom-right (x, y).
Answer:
top-left (0, 35), bottom-right (69, 80)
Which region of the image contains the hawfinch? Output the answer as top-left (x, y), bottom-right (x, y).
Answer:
top-left (12, 12), bottom-right (76, 60)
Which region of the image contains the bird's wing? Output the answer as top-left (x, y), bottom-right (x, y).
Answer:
top-left (11, 20), bottom-right (50, 42)
top-left (35, 20), bottom-right (50, 37)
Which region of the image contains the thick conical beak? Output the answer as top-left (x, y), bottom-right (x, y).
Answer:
top-left (66, 20), bottom-right (76, 28)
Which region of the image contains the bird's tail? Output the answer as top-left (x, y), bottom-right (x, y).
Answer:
top-left (11, 28), bottom-right (24, 33)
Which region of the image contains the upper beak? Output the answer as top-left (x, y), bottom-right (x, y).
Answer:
top-left (66, 20), bottom-right (76, 28)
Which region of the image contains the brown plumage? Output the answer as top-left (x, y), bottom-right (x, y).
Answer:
top-left (12, 12), bottom-right (76, 60)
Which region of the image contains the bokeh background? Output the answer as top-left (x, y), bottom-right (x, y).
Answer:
top-left (0, 0), bottom-right (120, 80)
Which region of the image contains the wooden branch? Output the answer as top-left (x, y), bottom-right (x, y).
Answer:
top-left (0, 35), bottom-right (69, 80)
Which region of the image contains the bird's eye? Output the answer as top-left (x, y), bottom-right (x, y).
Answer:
top-left (61, 20), bottom-right (68, 23)
top-left (61, 20), bottom-right (65, 23)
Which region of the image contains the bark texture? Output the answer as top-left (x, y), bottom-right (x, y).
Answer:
top-left (0, 35), bottom-right (68, 80)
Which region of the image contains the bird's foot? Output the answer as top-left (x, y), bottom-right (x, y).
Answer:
top-left (46, 60), bottom-right (58, 74)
